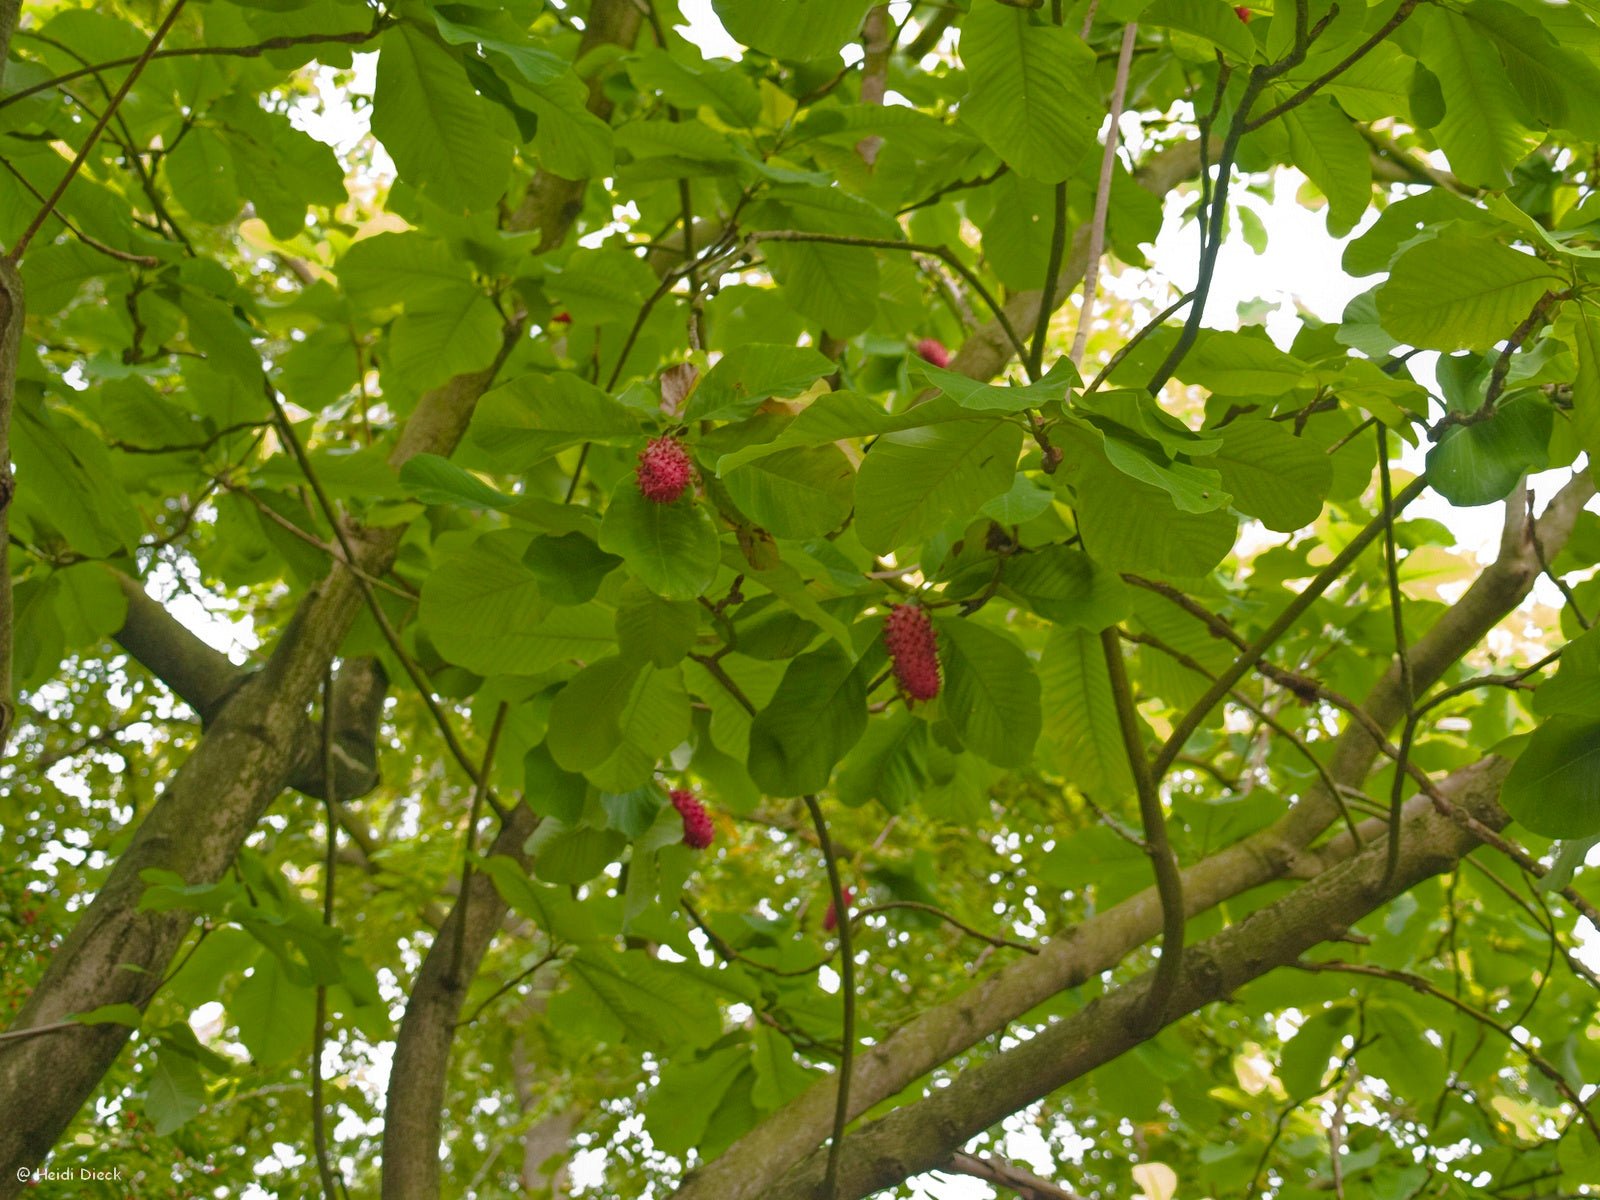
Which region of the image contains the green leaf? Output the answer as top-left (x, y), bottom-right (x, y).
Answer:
top-left (836, 710), bottom-right (932, 811)
top-left (338, 231), bottom-right (475, 314)
top-left (11, 403), bottom-right (144, 557)
top-left (686, 344), bottom-right (835, 423)
top-left (1039, 626), bottom-right (1134, 796)
top-left (855, 419), bottom-right (1023, 554)
top-left (616, 588), bottom-right (700, 668)
top-left (1377, 232), bottom-right (1560, 352)
top-left (230, 951), bottom-right (314, 1065)
top-left (419, 533), bottom-right (615, 675)
top-left (712, 0), bottom-right (874, 60)
top-left (586, 664), bottom-right (693, 792)
top-left (145, 1049), bottom-right (207, 1136)
top-left (470, 373), bottom-right (641, 468)
top-left (563, 948), bottom-right (721, 1047)
top-left (722, 445), bottom-right (855, 539)
top-left (645, 1046), bottom-right (750, 1155)
top-left (371, 24), bottom-right (514, 211)
top-left (936, 618), bottom-right (1042, 768)
top-left (761, 238), bottom-right (878, 336)
top-left (598, 482), bottom-right (721, 601)
top-left (1282, 97), bottom-right (1372, 237)
top-left (1500, 715), bottom-right (1600, 838)
top-left (916, 359), bottom-right (1078, 414)
top-left (525, 743), bottom-right (590, 825)
top-left (1141, 0), bottom-right (1256, 61)
top-left (400, 453), bottom-right (516, 510)
top-left (1004, 545), bottom-right (1133, 631)
top-left (958, 3), bottom-right (1102, 183)
top-left (1278, 1005), bottom-right (1352, 1097)
top-left (547, 657), bottom-right (642, 772)
top-left (1425, 396), bottom-right (1552, 507)
top-left (1071, 469), bottom-right (1238, 578)
top-left (529, 822), bottom-right (629, 884)
top-left (163, 125), bottom-right (241, 225)
top-left (747, 643), bottom-right (867, 796)
top-left (1565, 301), bottom-right (1600, 473)
top-left (1415, 6), bottom-right (1542, 189)
top-left (750, 1026), bottom-right (815, 1110)
top-left (1207, 419), bottom-right (1332, 532)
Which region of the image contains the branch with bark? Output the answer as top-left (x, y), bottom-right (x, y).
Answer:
top-left (759, 757), bottom-right (1515, 1200)
top-left (0, 0), bottom-right (646, 1182)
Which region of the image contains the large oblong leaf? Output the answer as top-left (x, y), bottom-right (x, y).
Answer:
top-left (371, 25), bottom-right (514, 211)
top-left (855, 418), bottom-right (1023, 554)
top-left (598, 483), bottom-right (721, 601)
top-left (1376, 233), bottom-right (1561, 352)
top-left (1208, 419), bottom-right (1333, 532)
top-left (1039, 626), bottom-right (1134, 796)
top-left (1425, 395), bottom-right (1551, 507)
top-left (958, 3), bottom-right (1101, 183)
top-left (1500, 715), bottom-right (1600, 838)
top-left (470, 373), bottom-right (641, 469)
top-left (937, 617), bottom-right (1042, 768)
top-left (747, 643), bottom-right (867, 796)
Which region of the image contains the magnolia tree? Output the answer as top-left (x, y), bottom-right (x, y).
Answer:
top-left (3, 0), bottom-right (1600, 1197)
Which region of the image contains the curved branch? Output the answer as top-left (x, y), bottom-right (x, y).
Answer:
top-left (759, 758), bottom-right (1516, 1200)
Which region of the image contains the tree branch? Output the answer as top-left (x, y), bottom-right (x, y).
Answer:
top-left (758, 757), bottom-right (1517, 1200)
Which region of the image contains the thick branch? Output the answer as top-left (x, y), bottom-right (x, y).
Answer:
top-left (381, 803), bottom-right (539, 1200)
top-left (762, 758), bottom-right (1512, 1200)
top-left (0, 2), bottom-right (644, 1176)
top-left (669, 478), bottom-right (1595, 1200)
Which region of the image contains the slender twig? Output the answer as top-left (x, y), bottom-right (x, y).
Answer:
top-left (1430, 290), bottom-right (1571, 438)
top-left (220, 483), bottom-right (418, 601)
top-left (0, 155), bottom-right (161, 266)
top-left (1099, 628), bottom-right (1184, 1030)
top-left (311, 670), bottom-right (345, 1200)
top-left (7, 0), bottom-right (188, 263)
top-left (682, 899), bottom-right (833, 977)
top-left (1376, 425), bottom-right (1413, 890)
top-left (1123, 629), bottom-right (1362, 845)
top-left (806, 794), bottom-right (857, 1199)
top-left (852, 901), bottom-right (1038, 955)
top-left (0, 24), bottom-right (393, 111)
top-left (1530, 518), bottom-right (1592, 631)
top-left (749, 232), bottom-right (1030, 372)
top-left (1030, 182), bottom-right (1068, 383)
top-left (260, 383), bottom-right (509, 816)
top-left (112, 419), bottom-right (271, 455)
top-left (456, 948), bottom-right (563, 1027)
top-left (1068, 22), bottom-right (1138, 369)
top-left (1243, 0), bottom-right (1422, 132)
top-left (1152, 476), bottom-right (1429, 778)
top-left (1082, 291), bottom-right (1194, 395)
top-left (449, 703), bottom-right (509, 989)
top-left (1292, 959), bottom-right (1600, 1145)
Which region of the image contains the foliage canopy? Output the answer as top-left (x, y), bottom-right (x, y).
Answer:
top-left (2, 0), bottom-right (1600, 1198)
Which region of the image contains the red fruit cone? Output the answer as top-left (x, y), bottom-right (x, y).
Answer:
top-left (883, 605), bottom-right (941, 702)
top-left (636, 436), bottom-right (693, 504)
top-left (915, 338), bottom-right (950, 368)
top-left (670, 789), bottom-right (714, 849)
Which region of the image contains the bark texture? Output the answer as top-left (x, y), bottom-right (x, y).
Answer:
top-left (762, 758), bottom-right (1511, 1200)
top-left (381, 804), bottom-right (539, 1200)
